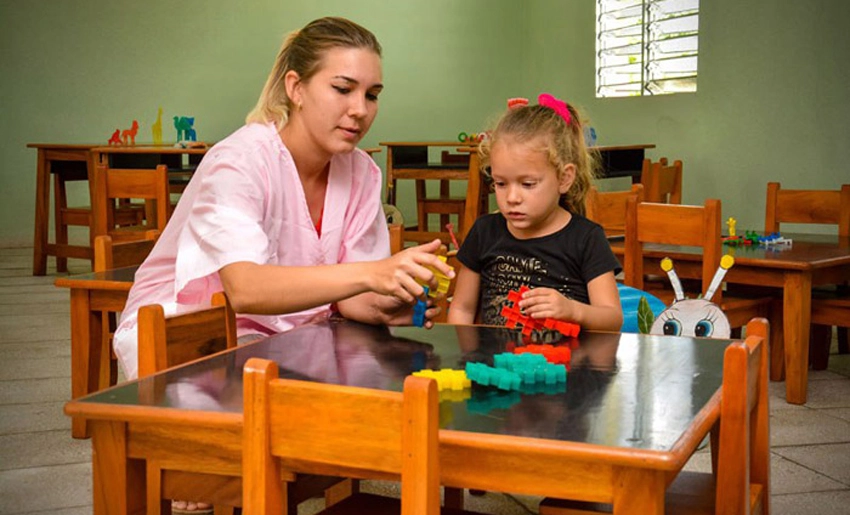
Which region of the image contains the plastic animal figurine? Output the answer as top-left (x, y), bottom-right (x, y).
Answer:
top-left (151, 107), bottom-right (163, 145)
top-left (173, 116), bottom-right (196, 142)
top-left (648, 256), bottom-right (735, 339)
top-left (121, 120), bottom-right (139, 145)
top-left (108, 129), bottom-right (122, 146)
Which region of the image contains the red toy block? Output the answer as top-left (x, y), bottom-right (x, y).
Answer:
top-left (501, 286), bottom-right (582, 338)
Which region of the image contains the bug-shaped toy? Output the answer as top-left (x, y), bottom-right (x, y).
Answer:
top-left (649, 255), bottom-right (735, 339)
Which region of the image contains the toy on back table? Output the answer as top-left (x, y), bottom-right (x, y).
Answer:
top-left (151, 107), bottom-right (163, 145)
top-left (121, 120), bottom-right (139, 146)
top-left (108, 129), bottom-right (122, 146)
top-left (173, 116), bottom-right (196, 142)
top-left (500, 286), bottom-right (581, 337)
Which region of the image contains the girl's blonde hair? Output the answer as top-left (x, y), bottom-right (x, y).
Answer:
top-left (246, 17), bottom-right (382, 131)
top-left (479, 101), bottom-right (599, 216)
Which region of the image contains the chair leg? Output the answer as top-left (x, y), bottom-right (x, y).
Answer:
top-left (809, 324), bottom-right (832, 370)
top-left (839, 327), bottom-right (849, 354)
top-left (53, 174), bottom-right (69, 272)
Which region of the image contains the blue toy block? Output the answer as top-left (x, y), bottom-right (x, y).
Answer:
top-left (413, 286), bottom-right (428, 327)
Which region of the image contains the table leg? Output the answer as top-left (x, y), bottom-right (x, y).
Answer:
top-left (91, 420), bottom-right (145, 515)
top-left (33, 150), bottom-right (49, 275)
top-left (612, 467), bottom-right (665, 515)
top-left (69, 289), bottom-right (103, 438)
top-left (784, 271), bottom-right (812, 404)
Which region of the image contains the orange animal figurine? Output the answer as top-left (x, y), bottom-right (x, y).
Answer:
top-left (121, 120), bottom-right (139, 145)
top-left (108, 129), bottom-right (122, 146)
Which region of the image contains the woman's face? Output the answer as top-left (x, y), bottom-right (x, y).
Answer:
top-left (290, 47), bottom-right (383, 157)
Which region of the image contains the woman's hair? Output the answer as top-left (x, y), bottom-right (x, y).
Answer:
top-left (245, 17), bottom-right (382, 131)
top-left (479, 101), bottom-right (599, 216)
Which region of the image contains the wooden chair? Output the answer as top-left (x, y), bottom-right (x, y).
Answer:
top-left (640, 157), bottom-right (683, 204)
top-left (137, 292), bottom-right (237, 378)
top-left (386, 145), bottom-right (484, 248)
top-left (243, 358), bottom-right (482, 515)
top-left (136, 292), bottom-right (238, 514)
top-left (92, 163), bottom-right (171, 242)
top-left (765, 182), bottom-right (850, 371)
top-left (623, 198), bottom-right (774, 334)
top-left (586, 184), bottom-right (644, 237)
top-left (93, 232), bottom-right (159, 272)
top-left (540, 318), bottom-right (771, 515)
top-left (92, 232), bottom-right (160, 388)
top-left (137, 295), bottom-right (351, 515)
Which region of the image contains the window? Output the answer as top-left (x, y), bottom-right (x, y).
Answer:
top-left (596, 0), bottom-right (699, 97)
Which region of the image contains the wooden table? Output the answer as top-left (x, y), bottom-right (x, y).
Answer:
top-left (66, 321), bottom-right (732, 514)
top-left (28, 143), bottom-right (210, 276)
top-left (55, 266), bottom-right (137, 438)
top-left (29, 143), bottom-right (99, 275)
top-left (611, 233), bottom-right (850, 404)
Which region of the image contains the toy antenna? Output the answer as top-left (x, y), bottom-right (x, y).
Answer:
top-left (704, 254), bottom-right (735, 301)
top-left (661, 258), bottom-right (685, 301)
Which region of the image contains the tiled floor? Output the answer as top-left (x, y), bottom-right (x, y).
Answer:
top-left (1, 245), bottom-right (849, 514)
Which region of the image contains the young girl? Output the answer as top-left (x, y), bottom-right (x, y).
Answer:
top-left (448, 94), bottom-right (622, 333)
top-left (113, 17), bottom-right (453, 384)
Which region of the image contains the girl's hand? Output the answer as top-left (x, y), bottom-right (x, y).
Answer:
top-left (371, 239), bottom-right (455, 304)
top-left (517, 287), bottom-right (576, 322)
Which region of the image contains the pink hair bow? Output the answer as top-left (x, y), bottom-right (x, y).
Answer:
top-left (538, 93), bottom-right (571, 125)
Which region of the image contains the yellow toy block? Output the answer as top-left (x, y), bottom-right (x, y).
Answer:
top-left (416, 255), bottom-right (454, 298)
top-left (413, 368), bottom-right (471, 391)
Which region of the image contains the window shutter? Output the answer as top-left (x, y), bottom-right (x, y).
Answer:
top-left (596, 0), bottom-right (699, 97)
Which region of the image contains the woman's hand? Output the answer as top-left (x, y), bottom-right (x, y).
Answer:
top-left (369, 239), bottom-right (455, 304)
top-left (372, 293), bottom-right (443, 329)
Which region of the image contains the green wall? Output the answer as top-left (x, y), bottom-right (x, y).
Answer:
top-left (2, 0), bottom-right (848, 247)
top-left (526, 0), bottom-right (850, 233)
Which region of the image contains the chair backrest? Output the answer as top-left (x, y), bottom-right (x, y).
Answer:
top-left (242, 358), bottom-right (440, 515)
top-left (389, 222), bottom-right (404, 255)
top-left (92, 232), bottom-right (159, 272)
top-left (624, 197), bottom-right (722, 302)
top-left (640, 158), bottom-right (683, 204)
top-left (765, 182), bottom-right (850, 237)
top-left (136, 291), bottom-right (237, 377)
top-left (92, 164), bottom-right (171, 239)
top-left (715, 317), bottom-right (770, 515)
top-left (586, 184), bottom-right (644, 236)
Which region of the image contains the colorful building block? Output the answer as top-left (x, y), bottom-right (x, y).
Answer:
top-left (416, 255), bottom-right (453, 298)
top-left (501, 286), bottom-right (581, 338)
top-left (513, 343), bottom-right (572, 365)
top-left (492, 353), bottom-right (567, 385)
top-left (413, 368), bottom-right (471, 391)
top-left (413, 286), bottom-right (429, 327)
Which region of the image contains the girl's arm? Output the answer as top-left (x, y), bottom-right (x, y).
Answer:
top-left (446, 265), bottom-right (481, 324)
top-left (519, 271), bottom-right (623, 332)
top-left (219, 240), bottom-right (454, 315)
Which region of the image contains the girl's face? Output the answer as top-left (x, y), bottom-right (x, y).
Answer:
top-left (287, 47), bottom-right (383, 158)
top-left (489, 135), bottom-right (575, 239)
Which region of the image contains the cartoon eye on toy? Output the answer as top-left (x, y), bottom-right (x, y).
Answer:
top-left (694, 319), bottom-right (713, 337)
top-left (662, 318), bottom-right (682, 336)
top-left (648, 255), bottom-right (735, 339)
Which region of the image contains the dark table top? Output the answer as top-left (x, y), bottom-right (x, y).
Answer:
top-left (77, 320), bottom-right (731, 453)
